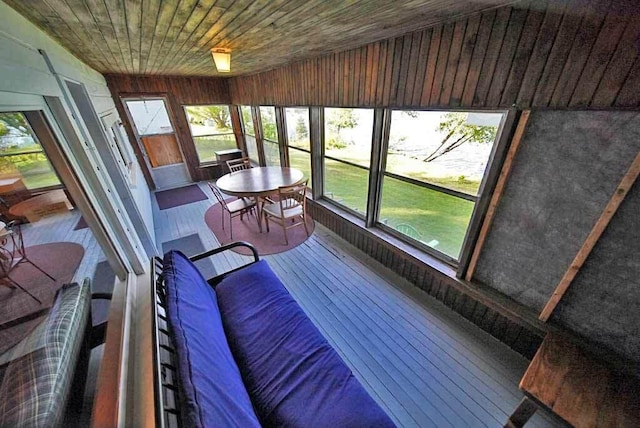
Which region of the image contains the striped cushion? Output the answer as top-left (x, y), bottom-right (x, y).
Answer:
top-left (0, 280), bottom-right (91, 427)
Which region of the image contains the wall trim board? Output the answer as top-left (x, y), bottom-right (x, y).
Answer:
top-left (539, 150), bottom-right (640, 321)
top-left (465, 110), bottom-right (530, 281)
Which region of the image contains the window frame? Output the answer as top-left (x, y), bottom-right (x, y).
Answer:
top-left (283, 107), bottom-right (312, 184)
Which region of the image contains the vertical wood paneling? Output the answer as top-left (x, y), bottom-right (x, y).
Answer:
top-left (420, 25), bottom-right (442, 105)
top-left (549, 0), bottom-right (610, 107)
top-left (485, 5), bottom-right (529, 106)
top-left (411, 29), bottom-right (431, 106)
top-left (430, 23), bottom-right (454, 105)
top-left (440, 20), bottom-right (466, 105)
top-left (451, 14), bottom-right (481, 106)
top-left (570, 0), bottom-right (630, 106)
top-left (500, 2), bottom-right (547, 106)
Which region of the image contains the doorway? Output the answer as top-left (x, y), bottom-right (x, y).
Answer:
top-left (123, 97), bottom-right (191, 189)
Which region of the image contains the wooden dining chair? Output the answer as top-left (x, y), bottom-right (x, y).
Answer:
top-left (226, 157), bottom-right (252, 173)
top-left (207, 182), bottom-right (256, 239)
top-left (262, 179), bottom-right (310, 245)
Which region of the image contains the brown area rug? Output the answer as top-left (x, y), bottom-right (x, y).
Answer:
top-left (0, 242), bottom-right (84, 354)
top-left (204, 201), bottom-right (314, 256)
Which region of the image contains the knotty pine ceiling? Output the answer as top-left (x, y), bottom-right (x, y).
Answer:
top-left (6, 0), bottom-right (519, 76)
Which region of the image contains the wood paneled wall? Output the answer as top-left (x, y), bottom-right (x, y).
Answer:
top-left (104, 75), bottom-right (231, 185)
top-left (230, 0), bottom-right (640, 109)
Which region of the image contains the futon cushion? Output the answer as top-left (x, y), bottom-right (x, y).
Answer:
top-left (216, 260), bottom-right (396, 428)
top-left (163, 251), bottom-right (260, 428)
top-left (0, 280), bottom-right (91, 427)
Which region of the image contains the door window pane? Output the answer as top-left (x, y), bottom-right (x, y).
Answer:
top-left (184, 105), bottom-right (236, 164)
top-left (240, 106), bottom-right (254, 136)
top-left (264, 140), bottom-right (280, 167)
top-left (288, 147), bottom-right (311, 185)
top-left (125, 100), bottom-right (173, 135)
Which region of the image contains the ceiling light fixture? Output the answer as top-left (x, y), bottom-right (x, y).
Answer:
top-left (211, 48), bottom-right (231, 73)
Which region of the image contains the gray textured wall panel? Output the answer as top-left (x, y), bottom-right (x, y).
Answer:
top-left (554, 181), bottom-right (640, 362)
top-left (474, 110), bottom-right (640, 319)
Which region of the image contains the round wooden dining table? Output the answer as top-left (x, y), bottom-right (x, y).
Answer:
top-left (215, 166), bottom-right (304, 198)
top-left (216, 166), bottom-right (305, 232)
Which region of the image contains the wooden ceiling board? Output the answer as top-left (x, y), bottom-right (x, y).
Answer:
top-left (5, 0), bottom-right (522, 76)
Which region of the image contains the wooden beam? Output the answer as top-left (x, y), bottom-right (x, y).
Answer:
top-left (539, 150), bottom-right (640, 321)
top-left (465, 110), bottom-right (530, 282)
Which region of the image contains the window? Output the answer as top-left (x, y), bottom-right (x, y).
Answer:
top-left (323, 108), bottom-right (373, 215)
top-left (184, 105), bottom-right (236, 164)
top-left (240, 106), bottom-right (258, 164)
top-left (260, 106), bottom-right (280, 167)
top-left (0, 112), bottom-right (61, 190)
top-left (285, 107), bottom-right (311, 186)
top-left (379, 110), bottom-right (504, 260)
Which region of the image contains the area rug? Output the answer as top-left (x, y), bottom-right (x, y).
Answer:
top-left (0, 242), bottom-right (84, 354)
top-left (155, 184), bottom-right (208, 210)
top-left (162, 234), bottom-right (216, 279)
top-left (74, 216), bottom-right (89, 230)
top-left (204, 201), bottom-right (315, 256)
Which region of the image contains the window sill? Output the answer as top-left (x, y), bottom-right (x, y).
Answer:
top-left (312, 198), bottom-right (457, 278)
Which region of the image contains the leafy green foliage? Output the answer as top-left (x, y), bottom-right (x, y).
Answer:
top-left (423, 112), bottom-right (497, 162)
top-left (185, 105), bottom-right (231, 131)
top-left (260, 107), bottom-right (278, 141)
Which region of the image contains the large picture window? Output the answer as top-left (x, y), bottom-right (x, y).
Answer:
top-left (184, 105), bottom-right (236, 164)
top-left (379, 110), bottom-right (504, 260)
top-left (240, 105), bottom-right (258, 164)
top-left (259, 106), bottom-right (280, 167)
top-left (323, 108), bottom-right (373, 215)
top-left (284, 108), bottom-right (311, 186)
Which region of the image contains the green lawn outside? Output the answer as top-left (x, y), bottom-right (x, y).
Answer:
top-left (288, 148), bottom-right (312, 188)
top-left (0, 153), bottom-right (60, 189)
top-left (193, 135), bottom-right (237, 162)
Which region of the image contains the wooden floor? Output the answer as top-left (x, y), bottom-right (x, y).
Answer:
top-left (154, 182), bottom-right (558, 428)
top-left (19, 209), bottom-right (107, 282)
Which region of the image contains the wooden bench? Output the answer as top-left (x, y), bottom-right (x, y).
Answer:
top-left (506, 333), bottom-right (640, 427)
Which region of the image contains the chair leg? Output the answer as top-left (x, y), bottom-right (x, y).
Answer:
top-left (24, 258), bottom-right (55, 281)
top-left (302, 214), bottom-right (310, 237)
top-left (283, 225), bottom-right (289, 245)
top-left (229, 212), bottom-right (233, 239)
top-left (7, 276), bottom-right (41, 304)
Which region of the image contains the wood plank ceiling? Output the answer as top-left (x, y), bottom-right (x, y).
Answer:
top-left (5, 0), bottom-right (520, 76)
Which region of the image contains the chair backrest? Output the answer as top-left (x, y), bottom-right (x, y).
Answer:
top-left (277, 179), bottom-right (308, 218)
top-left (207, 182), bottom-right (228, 210)
top-left (227, 157), bottom-right (252, 173)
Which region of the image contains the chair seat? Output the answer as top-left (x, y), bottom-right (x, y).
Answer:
top-left (263, 202), bottom-right (302, 219)
top-left (226, 197), bottom-right (255, 214)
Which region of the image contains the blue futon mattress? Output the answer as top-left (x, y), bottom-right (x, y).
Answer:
top-left (216, 260), bottom-right (396, 427)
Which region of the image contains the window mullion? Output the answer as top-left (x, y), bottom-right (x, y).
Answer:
top-left (275, 107), bottom-right (288, 167)
top-left (310, 107), bottom-right (323, 199)
top-left (366, 108), bottom-right (389, 228)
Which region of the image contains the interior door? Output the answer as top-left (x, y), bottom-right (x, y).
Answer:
top-left (123, 97), bottom-right (190, 189)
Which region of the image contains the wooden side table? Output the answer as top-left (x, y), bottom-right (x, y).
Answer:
top-left (506, 333), bottom-right (640, 427)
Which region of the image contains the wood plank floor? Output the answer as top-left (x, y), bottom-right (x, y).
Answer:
top-left (154, 182), bottom-right (558, 428)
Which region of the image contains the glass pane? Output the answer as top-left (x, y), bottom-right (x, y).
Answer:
top-left (285, 108), bottom-right (310, 150)
top-left (240, 106), bottom-right (254, 136)
top-left (245, 135), bottom-right (259, 164)
top-left (324, 108), bottom-right (373, 168)
top-left (0, 112), bottom-right (61, 189)
top-left (387, 110), bottom-right (503, 195)
top-left (379, 175), bottom-right (474, 259)
top-left (184, 105), bottom-right (232, 135)
top-left (324, 158), bottom-right (368, 214)
top-left (126, 99), bottom-right (173, 135)
top-left (259, 106), bottom-right (278, 142)
top-left (288, 147), bottom-right (311, 188)
top-left (264, 140), bottom-right (280, 167)
top-left (193, 134), bottom-right (237, 163)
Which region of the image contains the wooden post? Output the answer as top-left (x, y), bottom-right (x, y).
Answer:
top-left (539, 151), bottom-right (640, 321)
top-left (465, 110), bottom-right (530, 282)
